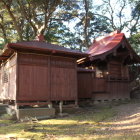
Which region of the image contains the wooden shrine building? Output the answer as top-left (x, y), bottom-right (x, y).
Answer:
top-left (0, 35), bottom-right (88, 107)
top-left (0, 30), bottom-right (140, 109)
top-left (77, 30), bottom-right (140, 101)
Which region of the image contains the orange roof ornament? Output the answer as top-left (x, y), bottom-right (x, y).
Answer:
top-left (34, 35), bottom-right (44, 41)
top-left (116, 29), bottom-right (121, 34)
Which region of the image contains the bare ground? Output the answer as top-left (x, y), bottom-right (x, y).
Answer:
top-left (100, 100), bottom-right (140, 139)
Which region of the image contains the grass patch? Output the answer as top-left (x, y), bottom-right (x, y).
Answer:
top-left (1, 114), bottom-right (13, 120)
top-left (1, 100), bottom-right (139, 139)
top-left (0, 119), bottom-right (13, 124)
top-left (0, 107), bottom-right (116, 139)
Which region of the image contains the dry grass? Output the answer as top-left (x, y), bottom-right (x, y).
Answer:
top-left (0, 99), bottom-right (140, 140)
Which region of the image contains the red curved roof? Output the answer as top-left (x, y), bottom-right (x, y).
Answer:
top-left (86, 30), bottom-right (124, 56)
top-left (85, 30), bottom-right (140, 63)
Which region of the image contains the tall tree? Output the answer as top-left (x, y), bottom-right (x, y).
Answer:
top-left (16, 0), bottom-right (61, 36)
top-left (0, 0), bottom-right (23, 41)
top-left (0, 0), bottom-right (62, 43)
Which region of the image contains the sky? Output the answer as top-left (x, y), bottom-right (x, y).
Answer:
top-left (64, 0), bottom-right (133, 38)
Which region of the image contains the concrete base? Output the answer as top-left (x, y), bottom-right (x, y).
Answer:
top-left (6, 107), bottom-right (55, 120)
top-left (6, 107), bottom-right (16, 116)
top-left (94, 101), bottom-right (99, 104)
top-left (16, 108), bottom-right (55, 120)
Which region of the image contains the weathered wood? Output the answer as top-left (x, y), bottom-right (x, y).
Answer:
top-left (18, 64), bottom-right (48, 101)
top-left (78, 61), bottom-right (130, 101)
top-left (50, 66), bottom-right (77, 101)
top-left (0, 52), bottom-right (78, 103)
top-left (77, 73), bottom-right (92, 98)
top-left (17, 102), bottom-right (50, 106)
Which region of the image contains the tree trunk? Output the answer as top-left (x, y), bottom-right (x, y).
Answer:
top-left (83, 0), bottom-right (89, 49)
top-left (1, 0), bottom-right (23, 41)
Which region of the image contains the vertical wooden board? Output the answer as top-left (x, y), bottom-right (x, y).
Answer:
top-left (3, 55), bottom-right (16, 70)
top-left (34, 65), bottom-right (48, 98)
top-left (77, 73), bottom-right (83, 98)
top-left (8, 65), bottom-right (16, 100)
top-left (118, 82), bottom-right (121, 99)
top-left (18, 64), bottom-right (48, 101)
top-left (18, 65), bottom-right (32, 97)
top-left (115, 82), bottom-right (117, 99)
top-left (108, 62), bottom-right (122, 78)
top-left (109, 82), bottom-right (116, 99)
top-left (69, 69), bottom-right (77, 97)
top-left (1, 65), bottom-right (9, 99)
top-left (50, 67), bottom-right (60, 99)
top-left (116, 82), bottom-right (119, 99)
top-left (122, 66), bottom-right (129, 79)
top-left (9, 55), bottom-right (17, 67)
top-left (120, 82), bottom-right (123, 99)
top-left (51, 67), bottom-right (59, 98)
top-left (50, 67), bottom-right (77, 100)
top-left (117, 82), bottom-right (120, 99)
top-left (77, 73), bottom-right (92, 98)
top-left (109, 82), bottom-right (112, 99)
top-left (124, 83), bottom-right (130, 98)
top-left (92, 78), bottom-right (106, 92)
top-left (109, 82), bottom-right (130, 100)
top-left (2, 83), bottom-right (9, 99)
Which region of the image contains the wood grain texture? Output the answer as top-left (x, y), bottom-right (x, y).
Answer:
top-left (18, 64), bottom-right (48, 101)
top-left (77, 73), bottom-right (92, 98)
top-left (50, 67), bottom-right (77, 100)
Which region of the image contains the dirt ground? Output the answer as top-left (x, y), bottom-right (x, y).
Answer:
top-left (102, 100), bottom-right (140, 137)
top-left (1, 99), bottom-right (140, 139)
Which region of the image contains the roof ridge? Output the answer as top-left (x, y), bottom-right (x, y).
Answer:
top-left (94, 30), bottom-right (121, 42)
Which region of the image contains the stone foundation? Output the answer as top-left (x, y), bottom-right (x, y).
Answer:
top-left (6, 107), bottom-right (55, 120)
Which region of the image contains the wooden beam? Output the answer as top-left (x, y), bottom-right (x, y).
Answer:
top-left (17, 102), bottom-right (51, 106)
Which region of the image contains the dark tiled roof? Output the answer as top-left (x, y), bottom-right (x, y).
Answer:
top-left (0, 41), bottom-right (88, 61)
top-left (8, 41), bottom-right (87, 56)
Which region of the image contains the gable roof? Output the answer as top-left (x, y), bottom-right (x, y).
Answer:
top-left (86, 30), bottom-right (140, 63)
top-left (0, 41), bottom-right (88, 61)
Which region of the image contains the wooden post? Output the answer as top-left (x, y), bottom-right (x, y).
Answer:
top-left (48, 56), bottom-right (51, 101)
top-left (59, 101), bottom-right (63, 113)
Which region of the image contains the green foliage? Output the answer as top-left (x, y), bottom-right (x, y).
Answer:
top-left (128, 33), bottom-right (140, 55)
top-left (0, 0), bottom-right (140, 51)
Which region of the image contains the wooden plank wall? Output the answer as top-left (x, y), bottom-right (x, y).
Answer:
top-left (108, 61), bottom-right (122, 79)
top-left (18, 53), bottom-right (49, 101)
top-left (17, 53), bottom-right (77, 102)
top-left (50, 56), bottom-right (77, 101)
top-left (92, 78), bottom-right (108, 92)
top-left (92, 78), bottom-right (109, 100)
top-left (91, 61), bottom-right (130, 100)
top-left (92, 80), bottom-right (130, 101)
top-left (77, 73), bottom-right (92, 99)
top-left (109, 82), bottom-right (130, 100)
top-left (18, 65), bottom-right (48, 101)
top-left (0, 54), bottom-right (17, 100)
